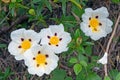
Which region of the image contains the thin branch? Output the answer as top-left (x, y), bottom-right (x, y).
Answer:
top-left (104, 13), bottom-right (120, 76)
top-left (106, 13), bottom-right (120, 53)
top-left (0, 11), bottom-right (10, 25)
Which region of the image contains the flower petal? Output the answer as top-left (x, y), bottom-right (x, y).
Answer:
top-left (15, 55), bottom-right (25, 60)
top-left (94, 7), bottom-right (109, 18)
top-left (8, 41), bottom-right (22, 56)
top-left (49, 24), bottom-right (64, 36)
top-left (24, 30), bottom-right (40, 43)
top-left (11, 28), bottom-right (25, 43)
top-left (39, 28), bottom-right (52, 44)
top-left (59, 32), bottom-right (71, 44)
top-left (97, 52), bottom-right (108, 64)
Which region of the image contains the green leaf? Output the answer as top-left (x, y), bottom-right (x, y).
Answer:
top-left (116, 73), bottom-right (120, 80)
top-left (86, 73), bottom-right (102, 80)
top-left (32, 0), bottom-right (41, 3)
top-left (109, 69), bottom-right (119, 80)
top-left (111, 0), bottom-right (120, 4)
top-left (73, 63), bottom-right (82, 75)
top-left (85, 46), bottom-right (92, 56)
top-left (80, 61), bottom-right (87, 67)
top-left (61, 0), bottom-right (67, 15)
top-left (65, 77), bottom-right (72, 80)
top-left (69, 0), bottom-right (82, 9)
top-left (78, 53), bottom-right (88, 62)
top-left (0, 44), bottom-right (7, 48)
top-left (44, 0), bottom-right (52, 12)
top-left (49, 68), bottom-right (66, 80)
top-left (74, 29), bottom-right (80, 39)
top-left (104, 76), bottom-right (111, 80)
top-left (69, 57), bottom-right (78, 64)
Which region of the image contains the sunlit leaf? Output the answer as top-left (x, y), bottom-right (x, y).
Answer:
top-left (73, 63), bottom-right (82, 75)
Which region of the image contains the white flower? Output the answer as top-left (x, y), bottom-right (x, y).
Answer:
top-left (80, 7), bottom-right (113, 40)
top-left (24, 44), bottom-right (59, 76)
top-left (97, 52), bottom-right (108, 65)
top-left (8, 28), bottom-right (40, 60)
top-left (39, 24), bottom-right (71, 54)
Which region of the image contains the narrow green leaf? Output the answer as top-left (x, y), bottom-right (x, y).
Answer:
top-left (45, 0), bottom-right (52, 12)
top-left (32, 0), bottom-right (41, 3)
top-left (116, 73), bottom-right (120, 80)
top-left (74, 29), bottom-right (80, 39)
top-left (62, 0), bottom-right (67, 15)
top-left (73, 63), bottom-right (82, 75)
top-left (69, 0), bottom-right (82, 9)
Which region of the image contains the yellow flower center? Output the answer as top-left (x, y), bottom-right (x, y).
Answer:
top-left (21, 40), bottom-right (31, 50)
top-left (89, 18), bottom-right (100, 32)
top-left (35, 54), bottom-right (46, 65)
top-left (49, 36), bottom-right (59, 45)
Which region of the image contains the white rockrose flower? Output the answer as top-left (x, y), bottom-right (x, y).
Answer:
top-left (39, 24), bottom-right (71, 54)
top-left (24, 44), bottom-right (59, 76)
top-left (80, 7), bottom-right (113, 40)
top-left (8, 28), bottom-right (40, 60)
top-left (97, 52), bottom-right (108, 65)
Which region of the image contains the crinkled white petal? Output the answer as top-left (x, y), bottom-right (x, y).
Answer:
top-left (8, 41), bottom-right (36, 60)
top-left (40, 24), bottom-right (71, 54)
top-left (59, 32), bottom-right (71, 44)
top-left (11, 28), bottom-right (25, 43)
top-left (90, 29), bottom-right (107, 40)
top-left (80, 22), bottom-right (92, 36)
top-left (23, 44), bottom-right (59, 76)
top-left (8, 41), bottom-right (26, 60)
top-left (39, 28), bottom-right (52, 44)
top-left (28, 67), bottom-right (44, 76)
top-left (8, 41), bottom-right (22, 55)
top-left (49, 45), bottom-right (68, 54)
top-left (44, 59), bottom-right (58, 74)
top-left (80, 7), bottom-right (113, 41)
top-left (82, 8), bottom-right (93, 21)
top-left (9, 28), bottom-right (41, 60)
top-left (97, 52), bottom-right (108, 64)
top-left (105, 19), bottom-right (113, 34)
top-left (15, 55), bottom-right (25, 60)
top-left (24, 30), bottom-right (40, 43)
top-left (23, 49), bottom-right (36, 67)
top-left (94, 7), bottom-right (109, 18)
top-left (85, 8), bottom-right (93, 14)
top-left (49, 24), bottom-right (64, 36)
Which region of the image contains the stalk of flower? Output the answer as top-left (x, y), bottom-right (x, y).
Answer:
top-left (39, 24), bottom-right (72, 54)
top-left (80, 7), bottom-right (113, 40)
top-left (23, 44), bottom-right (59, 76)
top-left (8, 28), bottom-right (40, 60)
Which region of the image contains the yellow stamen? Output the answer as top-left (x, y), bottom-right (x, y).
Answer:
top-left (21, 40), bottom-right (31, 50)
top-left (49, 36), bottom-right (59, 45)
top-left (89, 18), bottom-right (100, 32)
top-left (35, 54), bottom-right (46, 66)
